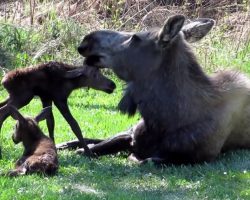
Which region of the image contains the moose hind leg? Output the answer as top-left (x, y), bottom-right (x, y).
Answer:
top-left (41, 98), bottom-right (54, 142)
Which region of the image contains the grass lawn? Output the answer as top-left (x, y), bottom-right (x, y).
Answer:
top-left (0, 75), bottom-right (250, 200)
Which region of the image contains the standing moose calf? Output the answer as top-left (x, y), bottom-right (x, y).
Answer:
top-left (0, 61), bottom-right (116, 157)
top-left (76, 15), bottom-right (250, 165)
top-left (7, 106), bottom-right (58, 176)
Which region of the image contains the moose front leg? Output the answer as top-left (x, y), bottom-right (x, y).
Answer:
top-left (56, 138), bottom-right (104, 150)
top-left (54, 99), bottom-right (94, 157)
top-left (76, 130), bottom-right (133, 156)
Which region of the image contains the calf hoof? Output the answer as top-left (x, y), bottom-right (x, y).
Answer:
top-left (7, 168), bottom-right (27, 177)
top-left (7, 170), bottom-right (19, 177)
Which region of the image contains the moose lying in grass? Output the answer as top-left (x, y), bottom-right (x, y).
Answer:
top-left (0, 61), bottom-right (116, 158)
top-left (7, 106), bottom-right (58, 176)
top-left (57, 17), bottom-right (216, 151)
top-left (74, 15), bottom-right (250, 165)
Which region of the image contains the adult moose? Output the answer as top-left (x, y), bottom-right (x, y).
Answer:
top-left (76, 15), bottom-right (250, 165)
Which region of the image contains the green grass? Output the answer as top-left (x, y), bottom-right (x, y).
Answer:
top-left (1, 84), bottom-right (250, 200)
top-left (0, 12), bottom-right (250, 200)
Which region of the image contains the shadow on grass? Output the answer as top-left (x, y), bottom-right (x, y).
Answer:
top-left (54, 149), bottom-right (250, 199)
top-left (1, 149), bottom-right (250, 199)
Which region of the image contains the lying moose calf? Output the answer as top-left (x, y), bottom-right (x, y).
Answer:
top-left (7, 106), bottom-right (58, 176)
top-left (0, 61), bottom-right (116, 157)
top-left (76, 15), bottom-right (250, 165)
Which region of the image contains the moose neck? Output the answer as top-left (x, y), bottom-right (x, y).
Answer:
top-left (134, 37), bottom-right (218, 132)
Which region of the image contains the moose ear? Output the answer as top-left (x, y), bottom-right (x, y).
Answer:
top-left (8, 105), bottom-right (26, 123)
top-left (182, 18), bottom-right (215, 43)
top-left (35, 107), bottom-right (52, 123)
top-left (158, 15), bottom-right (185, 45)
top-left (64, 67), bottom-right (86, 78)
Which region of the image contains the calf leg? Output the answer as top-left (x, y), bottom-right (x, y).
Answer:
top-left (0, 97), bottom-right (9, 108)
top-left (8, 161), bottom-right (29, 177)
top-left (41, 98), bottom-right (54, 142)
top-left (8, 166), bottom-right (28, 177)
top-left (0, 97), bottom-right (9, 129)
top-left (54, 99), bottom-right (94, 157)
top-left (0, 99), bottom-right (9, 159)
top-left (0, 94), bottom-right (33, 130)
top-left (0, 94), bottom-right (33, 159)
top-left (15, 156), bottom-right (28, 167)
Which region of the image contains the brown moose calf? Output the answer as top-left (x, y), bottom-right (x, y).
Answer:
top-left (0, 61), bottom-right (116, 157)
top-left (7, 106), bottom-right (58, 176)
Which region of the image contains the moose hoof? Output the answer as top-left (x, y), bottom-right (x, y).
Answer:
top-left (75, 148), bottom-right (85, 155)
top-left (139, 157), bottom-right (166, 167)
top-left (76, 146), bottom-right (97, 158)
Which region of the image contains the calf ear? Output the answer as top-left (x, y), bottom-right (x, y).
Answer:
top-left (35, 107), bottom-right (52, 123)
top-left (64, 67), bottom-right (86, 78)
top-left (8, 105), bottom-right (26, 123)
top-left (158, 15), bottom-right (185, 46)
top-left (182, 18), bottom-right (215, 43)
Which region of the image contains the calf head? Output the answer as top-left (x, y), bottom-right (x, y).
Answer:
top-left (78, 15), bottom-right (215, 82)
top-left (65, 65), bottom-right (116, 94)
top-left (8, 106), bottom-right (51, 144)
